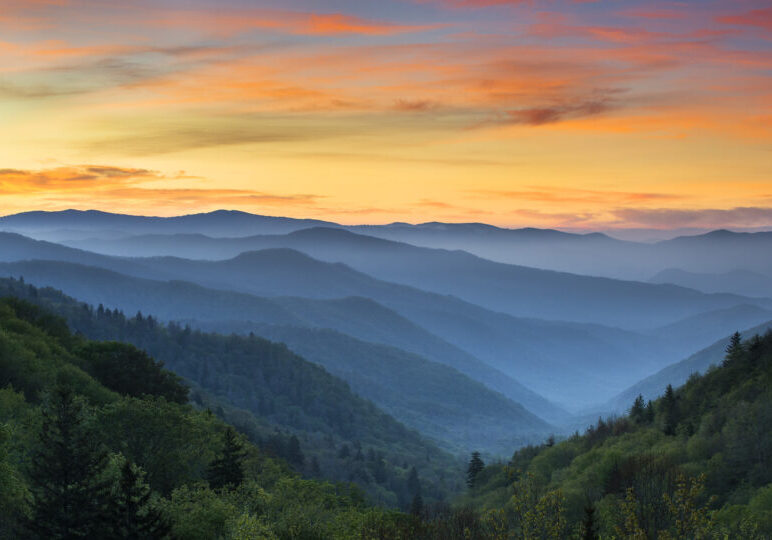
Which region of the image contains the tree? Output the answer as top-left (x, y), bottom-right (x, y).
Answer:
top-left (630, 394), bottom-right (646, 423)
top-left (110, 460), bottom-right (170, 539)
top-left (207, 427), bottom-right (246, 490)
top-left (26, 385), bottom-right (113, 538)
top-left (580, 502), bottom-right (599, 540)
top-left (409, 493), bottom-right (424, 517)
top-left (467, 451), bottom-right (485, 489)
top-left (661, 384), bottom-right (678, 436)
top-left (724, 331), bottom-right (742, 366)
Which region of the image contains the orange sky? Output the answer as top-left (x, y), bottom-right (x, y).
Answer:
top-left (0, 0), bottom-right (771, 229)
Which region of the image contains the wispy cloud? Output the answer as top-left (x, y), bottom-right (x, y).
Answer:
top-left (613, 207), bottom-right (772, 229)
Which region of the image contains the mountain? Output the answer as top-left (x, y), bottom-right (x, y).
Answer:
top-left (0, 252), bottom-right (679, 409)
top-left (0, 280), bottom-right (469, 504)
top-left (608, 319), bottom-right (772, 412)
top-left (61, 226), bottom-right (772, 330)
top-left (195, 321), bottom-right (552, 452)
top-left (0, 209), bottom-right (337, 241)
top-left (11, 210), bottom-right (772, 288)
top-left (0, 294), bottom-right (465, 538)
top-left (0, 271), bottom-right (555, 452)
top-left (460, 329), bottom-right (772, 538)
top-left (647, 303), bottom-right (772, 357)
top-left (650, 268), bottom-right (772, 298)
top-left (3, 230), bottom-right (766, 408)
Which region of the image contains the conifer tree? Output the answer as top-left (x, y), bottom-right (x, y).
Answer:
top-left (407, 466), bottom-right (421, 498)
top-left (110, 460), bottom-right (169, 539)
top-left (630, 394), bottom-right (646, 423)
top-left (466, 451), bottom-right (485, 489)
top-left (723, 331), bottom-right (743, 366)
top-left (662, 384), bottom-right (678, 436)
top-left (26, 385), bottom-right (112, 538)
top-left (409, 492), bottom-right (424, 517)
top-left (207, 427), bottom-right (246, 490)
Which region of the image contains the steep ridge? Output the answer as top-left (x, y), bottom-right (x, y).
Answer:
top-left (0, 274), bottom-right (554, 452)
top-left (60, 226), bottom-right (772, 329)
top-left (608, 319), bottom-right (772, 412)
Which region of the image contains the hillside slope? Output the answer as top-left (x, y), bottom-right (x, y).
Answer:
top-left (0, 276), bottom-right (551, 454)
top-left (461, 330), bottom-right (772, 538)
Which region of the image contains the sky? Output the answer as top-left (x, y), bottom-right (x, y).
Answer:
top-left (0, 0), bottom-right (770, 230)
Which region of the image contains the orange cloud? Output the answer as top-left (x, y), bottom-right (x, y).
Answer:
top-left (717, 7), bottom-right (772, 32)
top-left (0, 165), bottom-right (160, 194)
top-left (149, 9), bottom-right (442, 37)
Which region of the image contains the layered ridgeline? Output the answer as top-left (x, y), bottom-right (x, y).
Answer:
top-left (0, 296), bottom-right (444, 538)
top-left (608, 319), bottom-right (772, 413)
top-left (0, 277), bottom-right (552, 455)
top-left (0, 280), bottom-right (466, 509)
top-left (454, 331), bottom-right (772, 538)
top-left (7, 210), bottom-right (772, 292)
top-left (47, 226), bottom-right (772, 331)
top-left (2, 230), bottom-right (767, 409)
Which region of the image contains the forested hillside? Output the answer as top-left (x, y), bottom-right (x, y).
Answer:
top-left (456, 331), bottom-right (772, 538)
top-left (0, 296), bottom-right (426, 538)
top-left (0, 278), bottom-right (464, 509)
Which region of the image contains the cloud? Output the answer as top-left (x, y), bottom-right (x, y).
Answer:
top-left (504, 97), bottom-right (613, 125)
top-left (149, 9), bottom-right (442, 37)
top-left (0, 165), bottom-right (323, 213)
top-left (0, 165), bottom-right (159, 194)
top-left (717, 7), bottom-right (772, 32)
top-left (472, 187), bottom-right (685, 205)
top-left (613, 207), bottom-right (772, 229)
top-left (393, 99), bottom-right (438, 112)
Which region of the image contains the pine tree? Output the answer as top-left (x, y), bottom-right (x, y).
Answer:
top-left (26, 385), bottom-right (113, 538)
top-left (409, 492), bottom-right (424, 517)
top-left (110, 460), bottom-right (169, 539)
top-left (662, 384), bottom-right (678, 436)
top-left (466, 451), bottom-right (485, 489)
top-left (407, 466), bottom-right (421, 498)
top-left (644, 400), bottom-right (655, 423)
top-left (207, 427), bottom-right (246, 490)
top-left (630, 394), bottom-right (646, 423)
top-left (723, 331), bottom-right (743, 366)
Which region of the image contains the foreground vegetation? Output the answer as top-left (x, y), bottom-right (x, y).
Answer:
top-left (2, 278), bottom-right (771, 538)
top-left (459, 331), bottom-right (772, 538)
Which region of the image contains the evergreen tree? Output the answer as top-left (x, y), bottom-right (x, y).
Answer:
top-left (723, 331), bottom-right (743, 366)
top-left (110, 460), bottom-right (169, 539)
top-left (207, 427), bottom-right (246, 490)
top-left (26, 385), bottom-right (112, 539)
top-left (644, 400), bottom-right (655, 424)
top-left (407, 466), bottom-right (421, 498)
top-left (630, 394), bottom-right (646, 423)
top-left (580, 502), bottom-right (599, 540)
top-left (466, 451), bottom-right (485, 489)
top-left (409, 492), bottom-right (424, 517)
top-left (662, 384), bottom-right (678, 436)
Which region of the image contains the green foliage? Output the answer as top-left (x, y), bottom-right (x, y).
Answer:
top-left (467, 451), bottom-right (485, 489)
top-left (109, 459), bottom-right (170, 539)
top-left (77, 341), bottom-right (188, 403)
top-left (208, 427), bottom-right (246, 491)
top-left (0, 278), bottom-right (461, 506)
top-left (460, 330), bottom-right (772, 538)
top-left (26, 385), bottom-right (113, 539)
